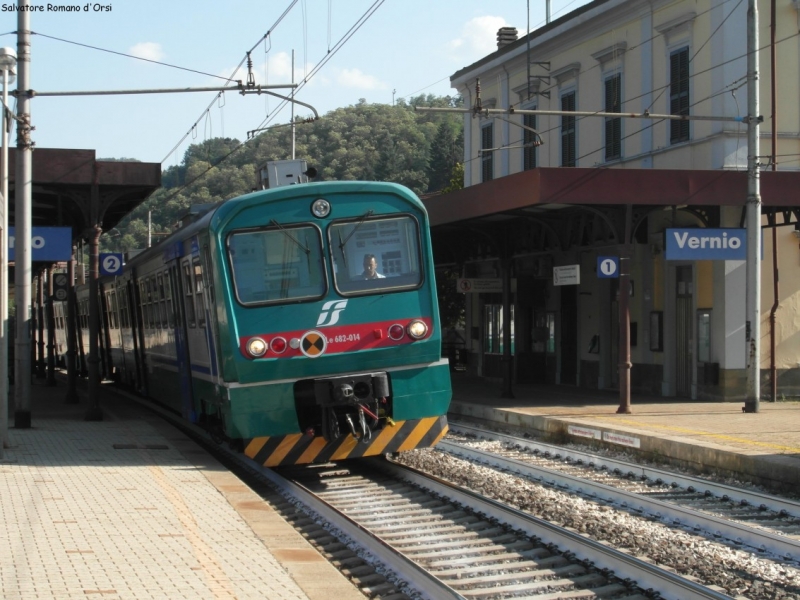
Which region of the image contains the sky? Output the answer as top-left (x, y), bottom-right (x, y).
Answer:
top-left (0, 0), bottom-right (591, 167)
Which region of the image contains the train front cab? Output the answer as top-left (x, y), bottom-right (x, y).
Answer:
top-left (213, 182), bottom-right (452, 467)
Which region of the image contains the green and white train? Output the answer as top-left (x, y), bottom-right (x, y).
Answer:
top-left (55, 170), bottom-right (452, 467)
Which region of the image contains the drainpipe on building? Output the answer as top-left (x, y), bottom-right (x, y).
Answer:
top-left (769, 0), bottom-right (778, 403)
top-left (617, 204), bottom-right (633, 414)
top-left (501, 240), bottom-right (514, 399)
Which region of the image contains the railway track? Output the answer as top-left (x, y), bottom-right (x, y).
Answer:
top-left (119, 391), bottom-right (789, 598)
top-left (445, 422), bottom-right (800, 563)
top-left (277, 459), bottom-right (732, 599)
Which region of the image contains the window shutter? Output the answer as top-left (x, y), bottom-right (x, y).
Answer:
top-left (523, 113), bottom-right (537, 170)
top-left (670, 48), bottom-right (690, 143)
top-left (481, 123), bottom-right (494, 182)
top-left (605, 74), bottom-right (621, 160)
top-left (561, 92), bottom-right (576, 167)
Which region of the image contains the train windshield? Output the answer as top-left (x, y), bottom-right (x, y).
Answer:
top-left (330, 214), bottom-right (422, 295)
top-left (228, 224), bottom-right (326, 305)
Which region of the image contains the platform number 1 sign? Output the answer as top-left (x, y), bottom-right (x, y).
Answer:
top-left (100, 253), bottom-right (124, 276)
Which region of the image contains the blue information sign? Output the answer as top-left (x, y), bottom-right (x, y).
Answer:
top-left (665, 228), bottom-right (747, 261)
top-left (9, 226), bottom-right (72, 262)
top-left (100, 253), bottom-right (124, 276)
top-left (597, 256), bottom-right (619, 278)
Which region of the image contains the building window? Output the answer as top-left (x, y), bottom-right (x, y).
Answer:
top-left (561, 91), bottom-right (576, 167)
top-left (523, 112), bottom-right (537, 170)
top-left (670, 46), bottom-right (690, 143)
top-left (604, 73), bottom-right (621, 160)
top-left (481, 123), bottom-right (494, 182)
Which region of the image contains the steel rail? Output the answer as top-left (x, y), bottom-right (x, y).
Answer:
top-left (380, 458), bottom-right (734, 600)
top-left (450, 422), bottom-right (800, 517)
top-left (438, 438), bottom-right (800, 563)
top-left (252, 463), bottom-right (465, 600)
top-left (107, 385), bottom-right (732, 598)
top-left (111, 385), bottom-right (462, 600)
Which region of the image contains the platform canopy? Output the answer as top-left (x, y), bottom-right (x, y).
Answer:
top-left (6, 147), bottom-right (161, 242)
top-left (422, 167), bottom-right (800, 265)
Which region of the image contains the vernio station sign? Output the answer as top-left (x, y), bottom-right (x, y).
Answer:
top-left (665, 228), bottom-right (747, 261)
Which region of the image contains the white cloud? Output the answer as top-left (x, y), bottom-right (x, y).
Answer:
top-left (128, 42), bottom-right (164, 62)
top-left (335, 68), bottom-right (388, 91)
top-left (447, 16), bottom-right (508, 60)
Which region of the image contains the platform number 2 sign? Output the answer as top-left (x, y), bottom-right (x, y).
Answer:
top-left (100, 253), bottom-right (124, 276)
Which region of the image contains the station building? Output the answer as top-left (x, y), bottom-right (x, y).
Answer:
top-left (424, 0), bottom-right (800, 401)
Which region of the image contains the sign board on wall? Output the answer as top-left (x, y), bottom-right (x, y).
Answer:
top-left (665, 228), bottom-right (747, 260)
top-left (597, 256), bottom-right (619, 278)
top-left (9, 227), bottom-right (72, 262)
top-left (553, 265), bottom-right (580, 286)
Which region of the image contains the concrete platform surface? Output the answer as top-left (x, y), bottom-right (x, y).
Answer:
top-left (448, 374), bottom-right (800, 493)
top-left (1, 380), bottom-right (364, 600)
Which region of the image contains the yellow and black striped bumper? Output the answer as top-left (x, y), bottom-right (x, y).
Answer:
top-left (243, 415), bottom-right (448, 467)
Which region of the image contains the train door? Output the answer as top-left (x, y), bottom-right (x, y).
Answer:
top-left (128, 276), bottom-right (146, 393)
top-left (560, 285), bottom-right (578, 385)
top-left (202, 245), bottom-right (220, 382)
top-left (675, 266), bottom-right (694, 397)
top-left (170, 260), bottom-right (195, 421)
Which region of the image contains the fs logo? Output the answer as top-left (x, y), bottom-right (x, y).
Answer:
top-left (316, 300), bottom-right (348, 327)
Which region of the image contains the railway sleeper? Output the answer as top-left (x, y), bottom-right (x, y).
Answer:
top-left (445, 563), bottom-right (588, 588)
top-left (458, 572), bottom-right (607, 597)
top-left (425, 547), bottom-right (552, 568)
top-left (433, 555), bottom-right (570, 578)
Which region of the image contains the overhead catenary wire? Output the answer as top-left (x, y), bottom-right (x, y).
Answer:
top-left (156, 0), bottom-right (385, 205)
top-left (29, 31), bottom-right (238, 82)
top-left (160, 0), bottom-right (300, 165)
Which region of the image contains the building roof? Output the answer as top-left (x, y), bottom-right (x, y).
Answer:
top-left (7, 147), bottom-right (161, 242)
top-left (423, 167), bottom-right (800, 227)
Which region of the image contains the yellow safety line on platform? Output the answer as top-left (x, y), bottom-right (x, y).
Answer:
top-left (588, 416), bottom-right (800, 454)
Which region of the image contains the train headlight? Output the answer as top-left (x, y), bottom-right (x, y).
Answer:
top-left (388, 324), bottom-right (405, 341)
top-left (311, 198), bottom-right (330, 218)
top-left (407, 320), bottom-right (428, 340)
top-left (247, 337), bottom-right (268, 357)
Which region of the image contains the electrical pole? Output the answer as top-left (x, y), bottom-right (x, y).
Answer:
top-left (291, 50), bottom-right (295, 160)
top-left (0, 46), bottom-right (15, 455)
top-left (14, 1), bottom-right (33, 429)
top-left (744, 0), bottom-right (761, 413)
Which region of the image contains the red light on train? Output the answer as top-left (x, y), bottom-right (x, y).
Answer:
top-left (388, 324), bottom-right (405, 341)
top-left (270, 337), bottom-right (287, 354)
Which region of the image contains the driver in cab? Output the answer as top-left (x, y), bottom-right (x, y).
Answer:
top-left (361, 254), bottom-right (385, 280)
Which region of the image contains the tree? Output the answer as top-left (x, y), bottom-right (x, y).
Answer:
top-left (427, 122), bottom-right (462, 192)
top-left (109, 96), bottom-right (464, 247)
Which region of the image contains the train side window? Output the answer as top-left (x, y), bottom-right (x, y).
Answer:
top-left (109, 291), bottom-right (118, 329)
top-left (164, 270), bottom-right (175, 328)
top-left (203, 246), bottom-right (215, 306)
top-left (156, 273), bottom-right (166, 328)
top-left (139, 281), bottom-right (148, 329)
top-left (183, 262), bottom-right (196, 327)
top-left (117, 285), bottom-right (127, 329)
top-left (147, 277), bottom-right (156, 329)
top-left (193, 257), bottom-right (206, 328)
top-left (153, 276), bottom-right (162, 329)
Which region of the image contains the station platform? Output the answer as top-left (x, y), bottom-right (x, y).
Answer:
top-left (1, 379), bottom-right (365, 600)
top-left (448, 373), bottom-right (800, 493)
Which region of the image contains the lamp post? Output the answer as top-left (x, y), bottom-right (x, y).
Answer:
top-left (0, 46), bottom-right (16, 456)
